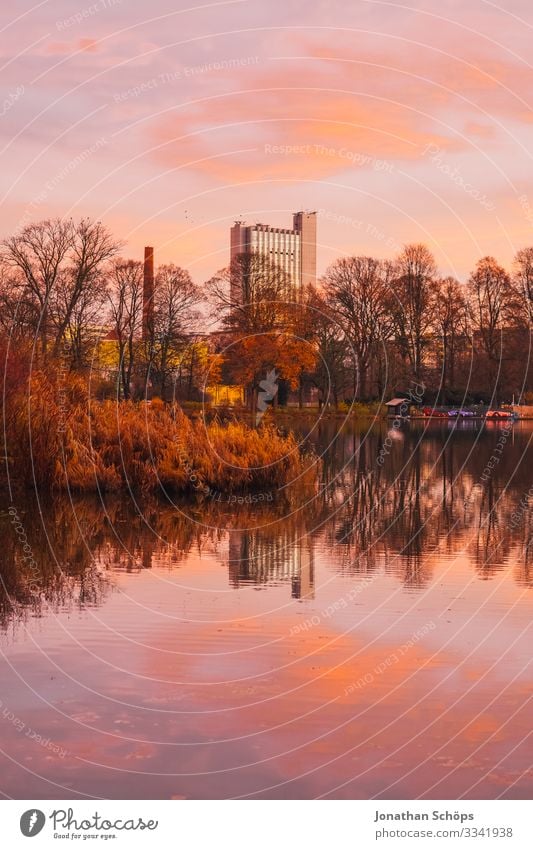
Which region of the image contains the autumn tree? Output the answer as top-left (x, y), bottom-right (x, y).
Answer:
top-left (390, 244), bottom-right (437, 382)
top-left (224, 331), bottom-right (316, 415)
top-left (207, 253), bottom-right (316, 408)
top-left (322, 256), bottom-right (393, 398)
top-left (467, 256), bottom-right (517, 399)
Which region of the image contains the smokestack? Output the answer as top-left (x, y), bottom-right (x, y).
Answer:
top-left (143, 246), bottom-right (154, 340)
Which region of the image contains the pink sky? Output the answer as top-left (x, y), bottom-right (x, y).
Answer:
top-left (1, 0), bottom-right (533, 283)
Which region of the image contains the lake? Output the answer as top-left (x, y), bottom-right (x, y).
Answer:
top-left (1, 419), bottom-right (532, 799)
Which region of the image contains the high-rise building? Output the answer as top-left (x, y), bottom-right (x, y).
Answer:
top-left (230, 211), bottom-right (316, 301)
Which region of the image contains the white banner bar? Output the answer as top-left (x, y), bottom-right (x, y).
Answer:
top-left (1, 800), bottom-right (531, 848)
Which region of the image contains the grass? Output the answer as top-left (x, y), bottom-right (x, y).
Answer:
top-left (201, 401), bottom-right (387, 419)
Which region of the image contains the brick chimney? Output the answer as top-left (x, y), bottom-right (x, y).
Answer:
top-left (143, 246), bottom-right (154, 340)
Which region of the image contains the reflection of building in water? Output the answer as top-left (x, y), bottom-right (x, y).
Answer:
top-left (291, 539), bottom-right (314, 600)
top-left (142, 536), bottom-right (153, 570)
top-left (227, 530), bottom-right (314, 598)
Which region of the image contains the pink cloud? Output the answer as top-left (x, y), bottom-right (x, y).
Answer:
top-left (145, 27), bottom-right (533, 185)
top-left (46, 37), bottom-right (99, 55)
top-left (149, 73), bottom-right (459, 183)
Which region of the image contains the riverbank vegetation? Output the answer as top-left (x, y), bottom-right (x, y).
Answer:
top-left (1, 351), bottom-right (317, 495)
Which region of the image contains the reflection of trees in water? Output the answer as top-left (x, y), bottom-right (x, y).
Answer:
top-left (314, 422), bottom-right (533, 589)
top-left (320, 433), bottom-right (434, 587)
top-left (0, 495), bottom-right (325, 627)
top-left (471, 478), bottom-right (512, 579)
top-left (515, 532), bottom-right (533, 588)
top-left (1, 423), bottom-right (532, 628)
top-left (0, 497), bottom-right (113, 631)
top-left (508, 493), bottom-right (533, 588)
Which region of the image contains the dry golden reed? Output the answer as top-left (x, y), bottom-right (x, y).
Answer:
top-left (4, 368), bottom-right (317, 495)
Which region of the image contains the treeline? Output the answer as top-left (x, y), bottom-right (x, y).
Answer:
top-left (318, 246), bottom-right (533, 404)
top-left (209, 245), bottom-right (533, 406)
top-left (1, 217), bottom-right (532, 405)
top-left (0, 218), bottom-right (213, 401)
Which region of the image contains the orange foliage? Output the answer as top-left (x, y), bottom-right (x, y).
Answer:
top-left (225, 332), bottom-right (317, 391)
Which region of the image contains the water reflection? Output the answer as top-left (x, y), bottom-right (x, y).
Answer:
top-left (0, 421), bottom-right (532, 800)
top-left (314, 420), bottom-right (533, 588)
top-left (2, 421), bottom-right (533, 632)
top-left (228, 530), bottom-right (315, 599)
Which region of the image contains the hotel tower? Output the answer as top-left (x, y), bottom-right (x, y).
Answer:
top-left (230, 211), bottom-right (317, 302)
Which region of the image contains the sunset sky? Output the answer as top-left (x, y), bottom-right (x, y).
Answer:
top-left (2, 0), bottom-right (533, 283)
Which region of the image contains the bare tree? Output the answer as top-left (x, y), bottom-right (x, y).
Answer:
top-left (322, 256), bottom-right (392, 398)
top-left (0, 262), bottom-right (38, 342)
top-left (207, 253), bottom-right (292, 334)
top-left (391, 244), bottom-right (437, 381)
top-left (52, 271), bottom-right (109, 369)
top-left (467, 256), bottom-right (517, 399)
top-left (306, 287), bottom-right (351, 408)
top-left (146, 264), bottom-right (201, 399)
top-left (107, 260), bottom-right (144, 400)
top-left (175, 336), bottom-right (221, 401)
top-left (433, 276), bottom-right (469, 397)
top-left (2, 219), bottom-right (73, 357)
top-left (513, 247), bottom-right (533, 324)
top-left (50, 218), bottom-right (121, 357)
top-left (1, 217), bottom-right (120, 362)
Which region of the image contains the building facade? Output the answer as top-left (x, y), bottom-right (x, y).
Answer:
top-left (230, 211), bottom-right (316, 301)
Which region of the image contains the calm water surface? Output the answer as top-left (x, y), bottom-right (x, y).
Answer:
top-left (1, 420), bottom-right (532, 799)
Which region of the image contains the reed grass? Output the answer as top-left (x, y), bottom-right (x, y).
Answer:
top-left (4, 367), bottom-right (317, 494)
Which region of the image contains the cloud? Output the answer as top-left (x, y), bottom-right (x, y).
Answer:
top-left (46, 38), bottom-right (100, 55)
top-left (304, 38), bottom-right (533, 125)
top-left (149, 71), bottom-right (459, 183)
top-left (146, 27), bottom-right (533, 184)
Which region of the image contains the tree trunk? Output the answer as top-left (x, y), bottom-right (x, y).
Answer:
top-left (359, 365), bottom-right (367, 401)
top-left (187, 348), bottom-right (196, 400)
